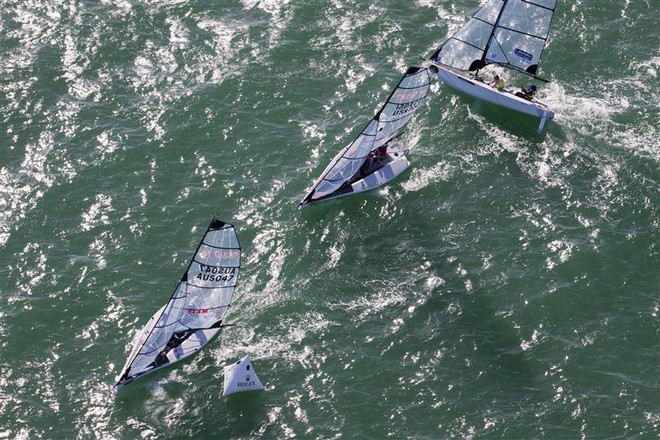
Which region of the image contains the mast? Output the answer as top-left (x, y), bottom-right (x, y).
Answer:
top-left (469, 0), bottom-right (508, 72)
top-left (483, 0), bottom-right (508, 64)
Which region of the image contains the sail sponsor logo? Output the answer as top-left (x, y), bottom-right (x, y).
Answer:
top-left (187, 308), bottom-right (209, 314)
top-left (395, 90), bottom-right (424, 101)
top-left (514, 48), bottom-right (533, 62)
top-left (199, 249), bottom-right (240, 260)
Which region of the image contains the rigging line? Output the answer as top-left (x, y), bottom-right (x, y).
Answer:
top-left (396, 81), bottom-right (431, 91)
top-left (186, 283), bottom-right (237, 290)
top-left (471, 16), bottom-right (496, 27)
top-left (489, 34), bottom-right (513, 66)
top-left (492, 62), bottom-right (550, 82)
top-left (192, 261), bottom-right (241, 270)
top-left (173, 305), bottom-right (230, 313)
top-left (450, 37), bottom-right (488, 52)
top-left (198, 242), bottom-right (241, 250)
top-left (521, 0), bottom-right (555, 12)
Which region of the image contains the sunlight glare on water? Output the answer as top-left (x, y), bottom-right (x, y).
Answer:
top-left (0, 0), bottom-right (658, 438)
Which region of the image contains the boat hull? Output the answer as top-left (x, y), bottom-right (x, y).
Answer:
top-left (115, 306), bottom-right (222, 390)
top-left (436, 65), bottom-right (554, 120)
top-left (350, 151), bottom-right (409, 194)
top-left (300, 146), bottom-right (410, 208)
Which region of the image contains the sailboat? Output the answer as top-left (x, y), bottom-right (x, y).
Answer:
top-left (427, 0), bottom-right (556, 132)
top-left (115, 218), bottom-right (241, 389)
top-left (299, 66), bottom-right (430, 209)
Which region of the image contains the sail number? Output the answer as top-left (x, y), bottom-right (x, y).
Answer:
top-left (196, 264), bottom-right (237, 282)
top-left (391, 99), bottom-right (424, 117)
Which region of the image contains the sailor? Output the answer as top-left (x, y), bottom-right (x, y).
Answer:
top-left (516, 84), bottom-right (537, 100)
top-left (153, 331), bottom-right (189, 366)
top-left (360, 150), bottom-right (376, 176)
top-left (490, 75), bottom-right (506, 91)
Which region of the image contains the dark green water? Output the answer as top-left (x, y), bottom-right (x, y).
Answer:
top-left (1, 0), bottom-right (658, 438)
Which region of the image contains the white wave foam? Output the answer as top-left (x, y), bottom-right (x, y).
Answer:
top-left (401, 161), bottom-right (456, 193)
top-left (241, 0), bottom-right (293, 48)
top-left (81, 194), bottom-right (114, 232)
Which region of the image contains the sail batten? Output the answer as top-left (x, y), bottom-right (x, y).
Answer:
top-left (116, 219), bottom-right (241, 388)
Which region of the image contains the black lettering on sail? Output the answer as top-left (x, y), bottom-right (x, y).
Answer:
top-left (195, 273), bottom-right (235, 282)
top-left (198, 264), bottom-right (237, 275)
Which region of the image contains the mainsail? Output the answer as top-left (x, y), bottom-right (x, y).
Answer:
top-left (300, 66), bottom-right (430, 206)
top-left (432, 0), bottom-right (556, 79)
top-left (115, 218), bottom-right (241, 388)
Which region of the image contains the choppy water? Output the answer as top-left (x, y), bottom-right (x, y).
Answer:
top-left (1, 0), bottom-right (658, 438)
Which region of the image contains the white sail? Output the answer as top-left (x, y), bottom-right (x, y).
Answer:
top-left (433, 0), bottom-right (556, 78)
top-left (311, 118), bottom-right (379, 200)
top-left (299, 66), bottom-right (430, 207)
top-left (222, 355), bottom-right (264, 397)
top-left (373, 67), bottom-right (431, 146)
top-left (116, 218), bottom-right (241, 388)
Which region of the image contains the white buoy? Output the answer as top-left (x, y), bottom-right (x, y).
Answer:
top-left (222, 355), bottom-right (264, 397)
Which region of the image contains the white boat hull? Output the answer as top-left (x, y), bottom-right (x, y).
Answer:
top-left (115, 306), bottom-right (222, 389)
top-left (299, 147), bottom-right (411, 208)
top-left (436, 65), bottom-right (554, 122)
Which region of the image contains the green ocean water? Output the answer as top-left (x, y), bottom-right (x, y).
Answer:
top-left (1, 0), bottom-right (658, 438)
